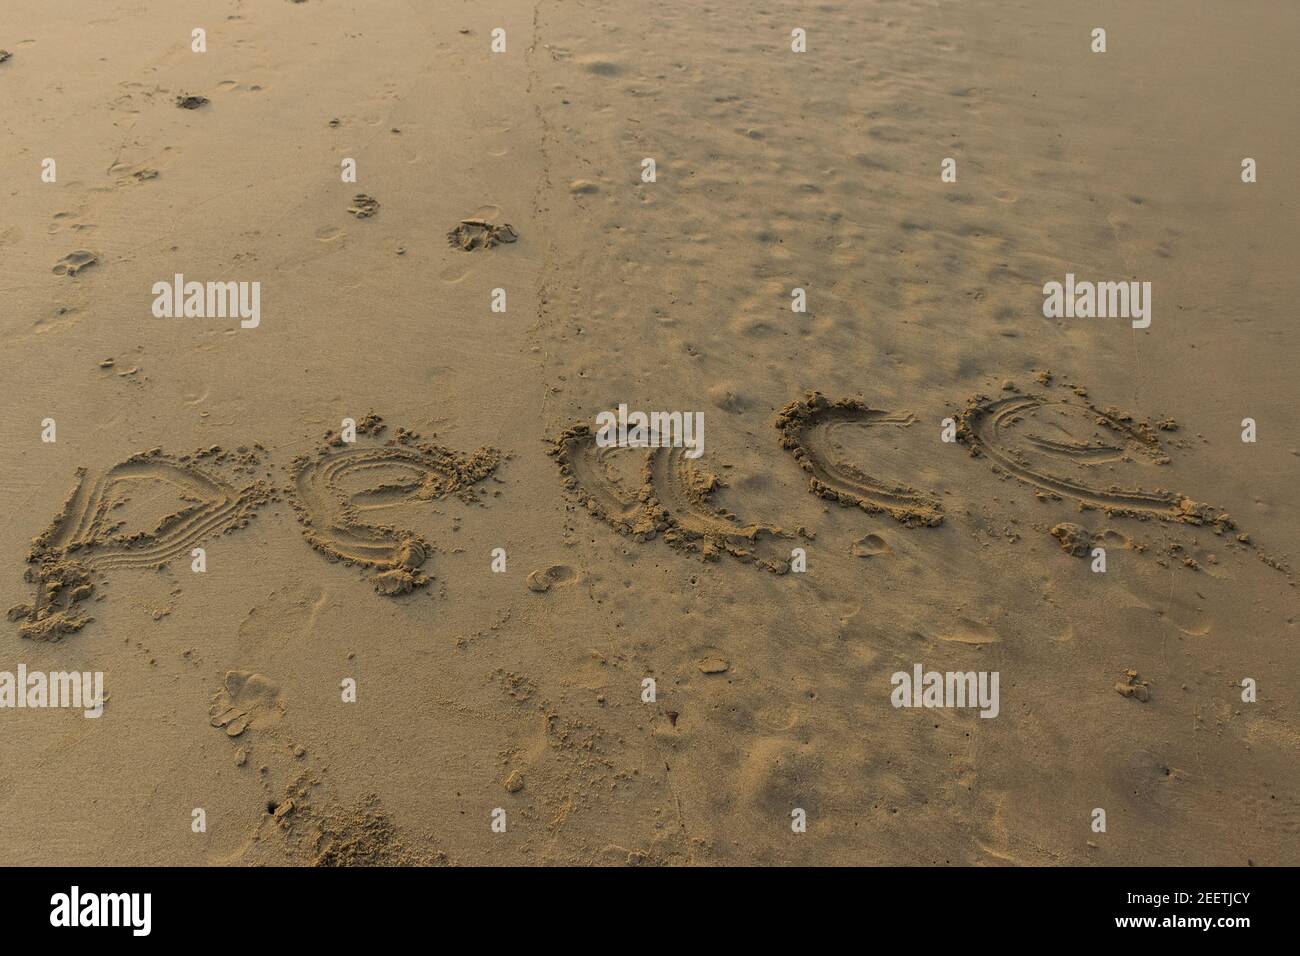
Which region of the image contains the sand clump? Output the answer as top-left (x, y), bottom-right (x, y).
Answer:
top-left (272, 790), bottom-right (441, 867)
top-left (1050, 522), bottom-right (1096, 557)
top-left (447, 218), bottom-right (517, 250)
top-left (1115, 670), bottom-right (1151, 703)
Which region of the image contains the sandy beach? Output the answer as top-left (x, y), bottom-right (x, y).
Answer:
top-left (1, 0), bottom-right (1296, 866)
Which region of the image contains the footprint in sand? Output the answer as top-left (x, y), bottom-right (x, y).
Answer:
top-left (1047, 522), bottom-right (1136, 560)
top-left (850, 533), bottom-right (892, 558)
top-left (347, 194), bottom-right (379, 219)
top-left (735, 737), bottom-right (823, 816)
top-left (8, 447), bottom-right (272, 640)
top-left (956, 385), bottom-right (1230, 530)
top-left (52, 250), bottom-right (98, 277)
top-left (577, 56), bottom-right (625, 77)
top-left (214, 79), bottom-right (266, 95)
top-left (549, 422), bottom-right (797, 573)
top-left (447, 218), bottom-right (517, 251)
top-left (209, 671), bottom-right (284, 737)
top-left (289, 416), bottom-right (500, 595)
top-left (526, 564), bottom-right (579, 593)
top-left (438, 262), bottom-right (471, 284)
top-left (776, 392), bottom-right (943, 527)
top-left (936, 618), bottom-right (1000, 645)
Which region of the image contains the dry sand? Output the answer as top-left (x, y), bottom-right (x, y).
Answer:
top-left (0, 0), bottom-right (1296, 866)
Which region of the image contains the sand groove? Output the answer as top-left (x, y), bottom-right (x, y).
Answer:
top-left (956, 390), bottom-right (1231, 529)
top-left (289, 420), bottom-right (500, 595)
top-left (9, 448), bottom-right (271, 639)
top-left (776, 392), bottom-right (944, 527)
top-left (550, 423), bottom-right (796, 572)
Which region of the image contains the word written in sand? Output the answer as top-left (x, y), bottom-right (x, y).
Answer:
top-left (890, 664), bottom-right (1000, 719)
top-left (0, 666), bottom-right (103, 718)
top-left (151, 274), bottom-right (261, 329)
top-left (1042, 273), bottom-right (1151, 329)
top-left (594, 404), bottom-right (705, 459)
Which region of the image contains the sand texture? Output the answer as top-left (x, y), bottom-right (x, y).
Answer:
top-left (0, 0), bottom-right (1296, 866)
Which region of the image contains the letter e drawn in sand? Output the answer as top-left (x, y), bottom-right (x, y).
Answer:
top-left (289, 416), bottom-right (501, 595)
top-left (955, 385), bottom-right (1231, 530)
